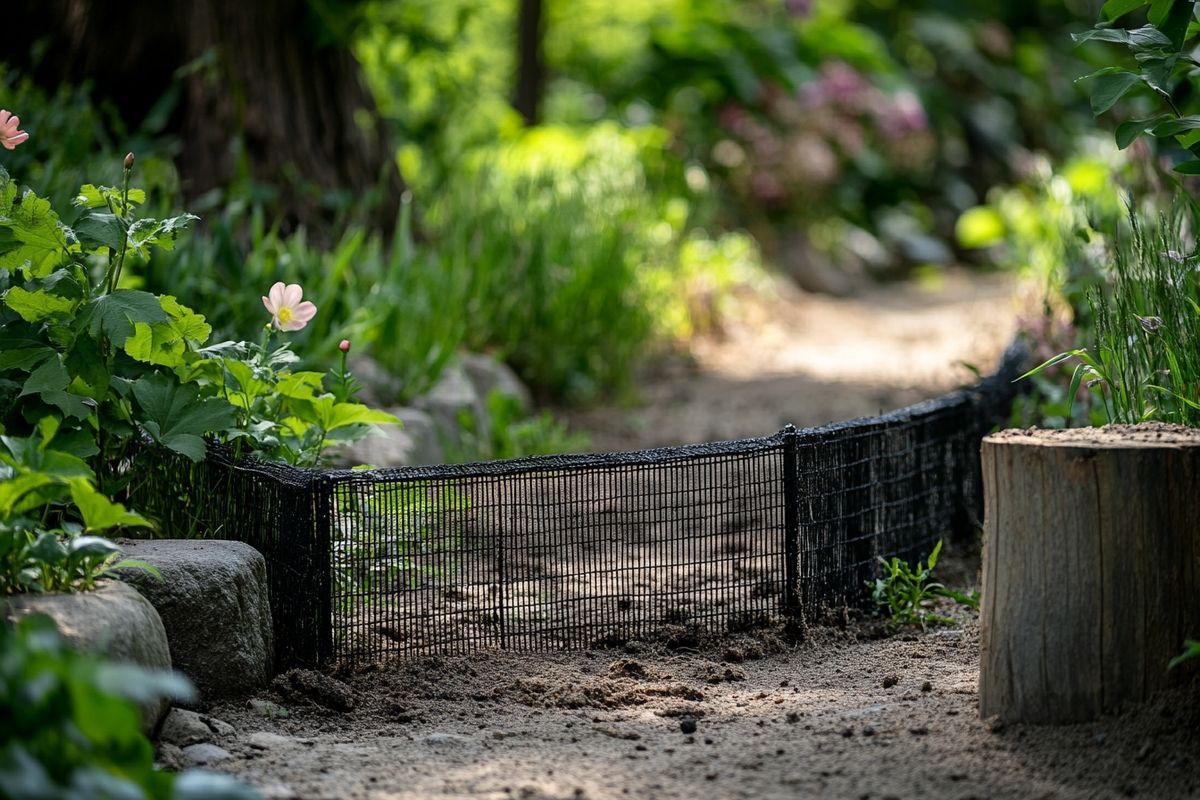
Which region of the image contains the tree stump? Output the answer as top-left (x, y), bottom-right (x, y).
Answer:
top-left (979, 423), bottom-right (1200, 724)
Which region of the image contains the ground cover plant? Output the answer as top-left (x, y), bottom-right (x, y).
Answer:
top-left (869, 539), bottom-right (980, 630)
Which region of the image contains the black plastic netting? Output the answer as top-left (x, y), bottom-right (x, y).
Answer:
top-left (129, 341), bottom-right (1027, 668)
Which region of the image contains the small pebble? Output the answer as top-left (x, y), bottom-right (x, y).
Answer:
top-left (862, 725), bottom-right (876, 737)
top-left (680, 715), bottom-right (698, 735)
top-left (882, 674), bottom-right (900, 689)
top-left (920, 681), bottom-right (932, 692)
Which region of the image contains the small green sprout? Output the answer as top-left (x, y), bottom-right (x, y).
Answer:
top-left (869, 540), bottom-right (979, 630)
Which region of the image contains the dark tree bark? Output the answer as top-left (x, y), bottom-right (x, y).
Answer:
top-left (513, 0), bottom-right (545, 126)
top-left (10, 0), bottom-right (404, 233)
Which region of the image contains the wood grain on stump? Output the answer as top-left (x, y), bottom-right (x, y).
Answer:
top-left (979, 423), bottom-right (1200, 724)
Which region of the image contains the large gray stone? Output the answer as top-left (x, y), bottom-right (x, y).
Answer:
top-left (3, 580), bottom-right (175, 733)
top-left (331, 406), bottom-right (443, 467)
top-left (346, 354), bottom-right (403, 407)
top-left (414, 362), bottom-right (488, 448)
top-left (460, 352), bottom-right (532, 414)
top-left (114, 539), bottom-right (273, 698)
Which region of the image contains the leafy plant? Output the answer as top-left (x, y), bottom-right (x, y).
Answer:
top-left (1020, 209), bottom-right (1200, 426)
top-left (869, 540), bottom-right (979, 630)
top-left (332, 481), bottom-right (469, 616)
top-left (446, 390), bottom-right (590, 463)
top-left (0, 614), bottom-right (257, 800)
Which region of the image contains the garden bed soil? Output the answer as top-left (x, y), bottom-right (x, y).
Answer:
top-left (203, 576), bottom-right (1199, 800)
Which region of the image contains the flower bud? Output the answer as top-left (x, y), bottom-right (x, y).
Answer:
top-left (124, 152), bottom-right (135, 170)
top-left (339, 339), bottom-right (351, 353)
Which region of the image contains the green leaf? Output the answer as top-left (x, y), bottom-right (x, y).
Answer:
top-left (0, 473), bottom-right (60, 516)
top-left (64, 333), bottom-right (109, 397)
top-left (2, 286), bottom-right (77, 322)
top-left (1114, 114), bottom-right (1173, 148)
top-left (79, 289), bottom-right (168, 347)
top-left (1168, 639), bottom-right (1200, 669)
top-left (1071, 25), bottom-right (1173, 49)
top-left (0, 189), bottom-right (68, 277)
top-left (127, 213), bottom-right (200, 255)
top-left (1102, 0), bottom-right (1151, 20)
top-left (124, 322), bottom-right (186, 368)
top-left (131, 372), bottom-right (236, 461)
top-left (1150, 114), bottom-right (1200, 136)
top-left (68, 478), bottom-right (153, 532)
top-left (1086, 69), bottom-right (1144, 115)
top-left (1150, 0), bottom-right (1194, 48)
top-left (19, 356), bottom-right (69, 397)
top-left (0, 343), bottom-right (54, 372)
top-left (73, 210), bottom-right (126, 252)
top-left (1173, 159), bottom-right (1200, 173)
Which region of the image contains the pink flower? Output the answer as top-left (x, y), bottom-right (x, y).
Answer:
top-left (262, 282), bottom-right (317, 331)
top-left (0, 109), bottom-right (29, 150)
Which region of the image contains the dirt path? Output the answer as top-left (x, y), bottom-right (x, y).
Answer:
top-left (564, 269), bottom-right (1020, 452)
top-left (183, 273), bottom-right (1200, 800)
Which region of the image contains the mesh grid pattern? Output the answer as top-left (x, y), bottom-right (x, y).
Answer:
top-left (129, 341), bottom-right (1026, 668)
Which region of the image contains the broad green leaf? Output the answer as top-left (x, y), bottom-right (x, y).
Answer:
top-left (0, 435), bottom-right (93, 477)
top-left (79, 289), bottom-right (168, 347)
top-left (39, 390), bottom-right (94, 420)
top-left (0, 473), bottom-right (60, 516)
top-left (1150, 114), bottom-right (1200, 136)
top-left (124, 322), bottom-right (186, 368)
top-left (73, 210), bottom-right (126, 252)
top-left (0, 343), bottom-right (54, 371)
top-left (159, 295), bottom-right (211, 346)
top-left (67, 534), bottom-right (122, 560)
top-left (2, 286), bottom-right (77, 322)
top-left (19, 357), bottom-right (69, 397)
top-left (127, 213), bottom-right (200, 255)
top-left (68, 478), bottom-right (152, 532)
top-left (308, 396), bottom-right (401, 433)
top-left (64, 333), bottom-right (109, 397)
top-left (131, 372), bottom-right (236, 461)
top-left (1071, 25), bottom-right (1173, 49)
top-left (1114, 114), bottom-right (1173, 148)
top-left (222, 358), bottom-right (271, 402)
top-left (1103, 0), bottom-right (1150, 19)
top-left (1174, 158), bottom-right (1200, 173)
top-left (275, 371), bottom-right (325, 400)
top-left (73, 184), bottom-right (147, 211)
top-left (1084, 69), bottom-right (1144, 115)
top-left (0, 189), bottom-right (68, 277)
top-left (1149, 0), bottom-right (1193, 47)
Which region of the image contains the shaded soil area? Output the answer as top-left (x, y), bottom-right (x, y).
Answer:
top-left (203, 580), bottom-right (1199, 800)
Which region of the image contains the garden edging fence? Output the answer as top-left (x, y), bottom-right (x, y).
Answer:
top-left (131, 340), bottom-right (1028, 669)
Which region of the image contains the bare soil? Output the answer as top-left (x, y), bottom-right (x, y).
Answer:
top-left (191, 272), bottom-right (1200, 799)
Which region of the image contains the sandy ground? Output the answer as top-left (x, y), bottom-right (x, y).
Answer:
top-left (563, 269), bottom-right (1021, 452)
top-left (181, 272), bottom-right (1200, 799)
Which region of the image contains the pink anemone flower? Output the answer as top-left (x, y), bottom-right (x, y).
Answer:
top-left (0, 110), bottom-right (29, 150)
top-left (262, 282), bottom-right (318, 331)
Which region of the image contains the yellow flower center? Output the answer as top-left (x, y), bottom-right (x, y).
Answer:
top-left (277, 307), bottom-right (294, 324)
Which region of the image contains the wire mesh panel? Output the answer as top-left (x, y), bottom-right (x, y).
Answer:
top-left (128, 341), bottom-right (1028, 668)
top-left (326, 438), bottom-right (786, 666)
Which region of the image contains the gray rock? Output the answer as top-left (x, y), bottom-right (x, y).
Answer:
top-left (460, 353), bottom-right (532, 414)
top-left (181, 743), bottom-right (233, 766)
top-left (159, 708), bottom-right (215, 747)
top-left (3, 580), bottom-right (175, 734)
top-left (203, 715), bottom-right (235, 738)
top-left (156, 742), bottom-right (187, 771)
top-left (114, 540), bottom-right (273, 698)
top-left (331, 406), bottom-right (443, 468)
top-left (346, 354), bottom-right (403, 407)
top-left (245, 731), bottom-right (294, 750)
top-left (414, 362), bottom-right (488, 448)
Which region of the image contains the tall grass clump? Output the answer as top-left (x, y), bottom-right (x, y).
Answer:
top-left (1025, 207), bottom-right (1200, 427)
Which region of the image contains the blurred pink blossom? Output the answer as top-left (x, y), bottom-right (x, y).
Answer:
top-left (0, 109), bottom-right (29, 150)
top-left (262, 282), bottom-right (317, 331)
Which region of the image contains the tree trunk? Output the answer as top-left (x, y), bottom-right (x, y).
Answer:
top-left (513, 0), bottom-right (545, 126)
top-left (979, 424), bottom-right (1200, 724)
top-left (8, 0), bottom-right (404, 232)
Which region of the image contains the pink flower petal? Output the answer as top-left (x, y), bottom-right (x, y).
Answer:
top-left (262, 294), bottom-right (277, 315)
top-left (0, 110), bottom-right (10, 127)
top-left (292, 301), bottom-right (317, 321)
top-left (281, 283), bottom-right (304, 308)
top-left (268, 282), bottom-right (287, 310)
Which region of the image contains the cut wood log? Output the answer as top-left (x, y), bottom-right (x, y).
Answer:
top-left (979, 423), bottom-right (1200, 724)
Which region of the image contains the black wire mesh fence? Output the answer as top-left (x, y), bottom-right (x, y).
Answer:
top-left (130, 342), bottom-right (1026, 668)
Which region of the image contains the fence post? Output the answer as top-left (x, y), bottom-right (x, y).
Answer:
top-left (782, 424), bottom-right (801, 617)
